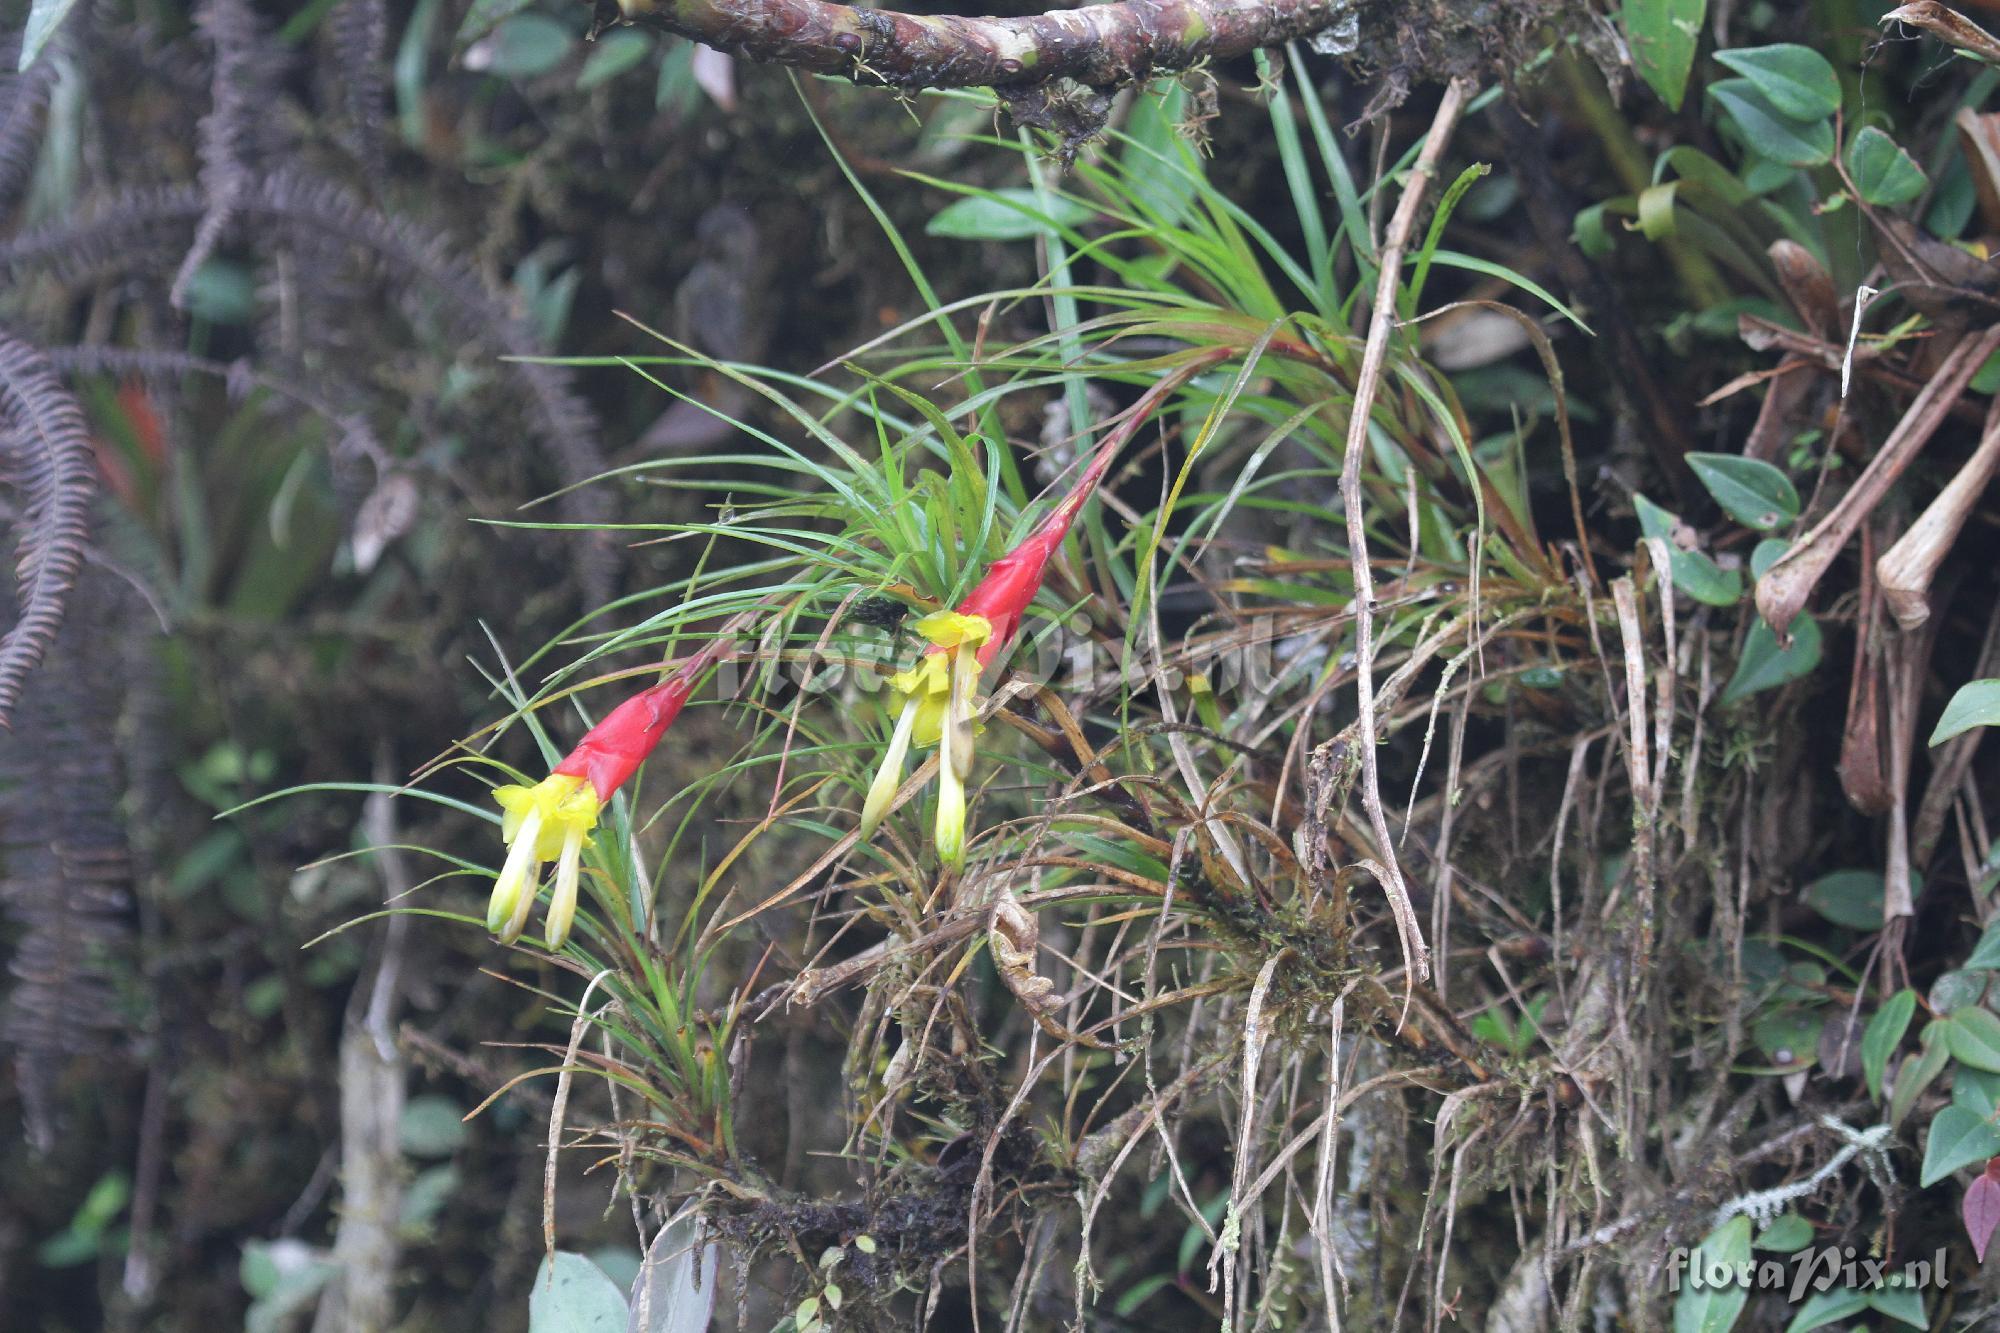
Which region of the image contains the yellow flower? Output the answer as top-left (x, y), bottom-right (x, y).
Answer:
top-left (489, 773), bottom-right (602, 947)
top-left (858, 611), bottom-right (991, 867)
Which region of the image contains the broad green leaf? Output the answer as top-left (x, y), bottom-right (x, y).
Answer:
top-left (1784, 1288), bottom-right (1869, 1333)
top-left (182, 260), bottom-right (258, 326)
top-left (1801, 868), bottom-right (1883, 930)
top-left (1708, 81), bottom-right (1835, 167)
top-left (1891, 1024), bottom-right (1949, 1128)
top-left (1674, 1215), bottom-right (1752, 1333)
top-left (1931, 678), bottom-right (2000, 745)
top-left (1750, 538), bottom-right (1790, 579)
top-left (1931, 967), bottom-right (1990, 1016)
top-left (1625, 0), bottom-right (1707, 111)
top-left (1862, 989), bottom-right (1918, 1100)
top-left (1866, 1280), bottom-right (1928, 1329)
top-left (1655, 146), bottom-right (1753, 208)
top-left (530, 1252), bottom-right (630, 1333)
top-left (1687, 453), bottom-right (1799, 530)
top-left (1846, 126), bottom-right (1928, 208)
top-left (241, 1240), bottom-right (338, 1333)
top-left (467, 14), bottom-right (574, 78)
top-left (1948, 1005), bottom-right (2000, 1072)
top-left (1956, 1068), bottom-right (2000, 1119)
top-left (1752, 1007), bottom-right (1821, 1067)
top-left (1753, 1213), bottom-right (1813, 1252)
top-left (18, 0), bottom-right (82, 71)
top-left (1713, 44), bottom-right (1842, 121)
top-left (1920, 1104), bottom-right (2000, 1185)
top-left (577, 30), bottom-right (652, 90)
top-left (925, 190), bottom-right (1092, 241)
top-left (1719, 615), bottom-right (1821, 706)
top-left (457, 0), bottom-right (534, 43)
top-left (1574, 201), bottom-right (1617, 257)
top-left (1635, 493), bottom-right (1743, 606)
top-left (398, 1095), bottom-right (468, 1158)
top-left (1969, 921), bottom-right (2000, 971)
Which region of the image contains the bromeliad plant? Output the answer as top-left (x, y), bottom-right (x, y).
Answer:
top-left (356, 39), bottom-right (2000, 1327)
top-left (439, 65), bottom-right (1642, 1328)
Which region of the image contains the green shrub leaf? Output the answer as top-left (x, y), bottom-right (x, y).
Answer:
top-left (1862, 989), bottom-right (1917, 1100)
top-left (1624, 0), bottom-right (1707, 111)
top-left (1673, 1214), bottom-right (1752, 1332)
top-left (1846, 126), bottom-right (1929, 207)
top-left (1753, 1212), bottom-right (1813, 1252)
top-left (1687, 453), bottom-right (1800, 530)
top-left (1635, 493), bottom-right (1744, 606)
top-left (1707, 80), bottom-right (1834, 167)
top-left (1922, 1104), bottom-right (2000, 1185)
top-left (1947, 1005), bottom-right (2000, 1072)
top-left (1931, 679), bottom-right (2000, 746)
top-left (1713, 44), bottom-right (1843, 120)
top-left (528, 1252), bottom-right (629, 1332)
top-left (1720, 615), bottom-right (1821, 705)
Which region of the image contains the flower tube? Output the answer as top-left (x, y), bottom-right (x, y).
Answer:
top-left (488, 636), bottom-right (731, 948)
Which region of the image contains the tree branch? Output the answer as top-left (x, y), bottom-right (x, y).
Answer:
top-left (598, 0), bottom-right (1356, 90)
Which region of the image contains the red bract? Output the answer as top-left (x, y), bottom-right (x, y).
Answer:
top-left (939, 439), bottom-right (1116, 666)
top-left (553, 635), bottom-right (732, 801)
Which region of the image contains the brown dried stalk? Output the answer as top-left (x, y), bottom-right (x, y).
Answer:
top-left (1335, 74), bottom-right (1476, 996)
top-left (1883, 3), bottom-right (2000, 66)
top-left (1755, 325), bottom-right (2000, 638)
top-left (1876, 392), bottom-right (2000, 629)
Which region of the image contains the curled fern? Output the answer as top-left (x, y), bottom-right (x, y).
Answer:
top-left (0, 330), bottom-right (96, 727)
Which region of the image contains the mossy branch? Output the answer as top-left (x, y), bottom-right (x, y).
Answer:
top-left (596, 0), bottom-right (1358, 90)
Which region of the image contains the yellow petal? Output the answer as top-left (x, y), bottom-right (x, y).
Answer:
top-left (913, 611), bottom-right (992, 650)
top-left (860, 694), bottom-right (921, 841)
top-left (935, 756), bottom-right (967, 869)
top-left (544, 824), bottom-right (586, 950)
top-left (487, 807), bottom-right (544, 935)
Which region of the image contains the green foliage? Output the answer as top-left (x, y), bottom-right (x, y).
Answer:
top-left (529, 1252), bottom-right (630, 1332)
top-left (1932, 678), bottom-right (2000, 745)
top-left (1673, 1215), bottom-right (1752, 1332)
top-left (1623, 0), bottom-right (1707, 110)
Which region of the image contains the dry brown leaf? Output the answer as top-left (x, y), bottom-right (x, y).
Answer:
top-left (1877, 393), bottom-right (2000, 628)
top-left (1755, 326), bottom-right (2000, 638)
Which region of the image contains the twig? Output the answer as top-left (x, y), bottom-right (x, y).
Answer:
top-left (1337, 75), bottom-right (1474, 998)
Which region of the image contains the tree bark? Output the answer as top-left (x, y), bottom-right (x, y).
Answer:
top-left (596, 0), bottom-right (1357, 90)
